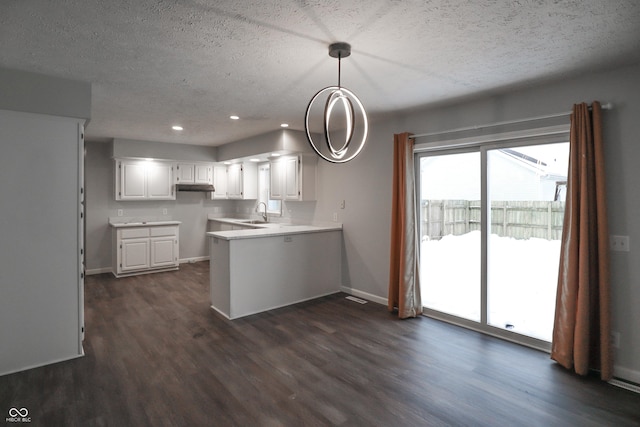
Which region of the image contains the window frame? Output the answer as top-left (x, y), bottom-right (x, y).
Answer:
top-left (258, 162), bottom-right (282, 216)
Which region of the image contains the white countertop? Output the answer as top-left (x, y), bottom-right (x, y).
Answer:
top-left (206, 217), bottom-right (342, 240)
top-left (108, 220), bottom-right (182, 228)
top-left (207, 216), bottom-right (279, 228)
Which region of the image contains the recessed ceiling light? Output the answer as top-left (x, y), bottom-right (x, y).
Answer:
top-left (172, 125), bottom-right (183, 131)
top-left (223, 161), bottom-right (231, 165)
top-left (271, 153), bottom-right (281, 157)
top-left (230, 115), bottom-right (239, 120)
top-left (249, 158), bottom-right (261, 162)
top-left (280, 123), bottom-right (289, 128)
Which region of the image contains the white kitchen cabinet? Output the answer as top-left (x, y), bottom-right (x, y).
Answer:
top-left (226, 162), bottom-right (258, 199)
top-left (112, 223), bottom-right (180, 277)
top-left (121, 237), bottom-right (150, 272)
top-left (115, 159), bottom-right (175, 200)
top-left (270, 159), bottom-right (284, 199)
top-left (212, 165), bottom-right (228, 199)
top-left (147, 162), bottom-right (175, 199)
top-left (119, 161), bottom-right (146, 199)
top-left (176, 162), bottom-right (213, 185)
top-left (270, 154), bottom-right (316, 201)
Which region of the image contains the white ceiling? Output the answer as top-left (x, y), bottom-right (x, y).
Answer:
top-left (2, 1), bottom-right (639, 146)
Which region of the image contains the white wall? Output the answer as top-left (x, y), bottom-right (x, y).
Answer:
top-left (311, 62), bottom-right (640, 383)
top-left (0, 67), bottom-right (90, 376)
top-left (0, 67), bottom-right (91, 119)
top-left (0, 110), bottom-right (84, 375)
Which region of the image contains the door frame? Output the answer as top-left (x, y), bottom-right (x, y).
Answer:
top-left (414, 125), bottom-right (570, 352)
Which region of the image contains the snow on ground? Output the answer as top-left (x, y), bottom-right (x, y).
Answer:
top-left (421, 231), bottom-right (560, 342)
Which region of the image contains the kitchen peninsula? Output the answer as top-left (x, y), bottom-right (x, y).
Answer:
top-left (206, 220), bottom-right (342, 319)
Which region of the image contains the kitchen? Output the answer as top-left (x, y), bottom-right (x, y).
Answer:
top-left (98, 131), bottom-right (344, 318)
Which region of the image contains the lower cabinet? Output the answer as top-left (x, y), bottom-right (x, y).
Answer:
top-left (113, 225), bottom-right (179, 277)
top-left (120, 237), bottom-right (150, 272)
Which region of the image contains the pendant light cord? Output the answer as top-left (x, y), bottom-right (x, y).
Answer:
top-left (338, 52), bottom-right (342, 88)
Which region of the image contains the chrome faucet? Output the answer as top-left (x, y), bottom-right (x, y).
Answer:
top-left (257, 202), bottom-right (268, 222)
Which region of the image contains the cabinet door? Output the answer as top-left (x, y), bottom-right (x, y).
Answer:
top-left (227, 164), bottom-right (243, 199)
top-left (213, 165), bottom-right (228, 199)
top-left (283, 156), bottom-right (300, 200)
top-left (147, 162), bottom-right (175, 199)
top-left (176, 163), bottom-right (195, 184)
top-left (120, 161), bottom-right (147, 200)
top-left (195, 164), bottom-right (212, 184)
top-left (121, 238), bottom-right (150, 272)
top-left (150, 237), bottom-right (177, 268)
top-left (270, 159), bottom-right (284, 200)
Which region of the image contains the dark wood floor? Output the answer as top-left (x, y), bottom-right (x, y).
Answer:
top-left (2, 261), bottom-right (639, 426)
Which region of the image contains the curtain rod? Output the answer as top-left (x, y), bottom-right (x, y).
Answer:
top-left (411, 102), bottom-right (612, 139)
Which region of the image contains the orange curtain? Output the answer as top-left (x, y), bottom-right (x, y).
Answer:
top-left (551, 102), bottom-right (612, 380)
top-left (388, 132), bottom-right (422, 318)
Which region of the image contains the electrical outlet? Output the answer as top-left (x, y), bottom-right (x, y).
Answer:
top-left (332, 212), bottom-right (338, 222)
top-left (117, 209), bottom-right (123, 217)
top-left (340, 200), bottom-right (345, 209)
top-left (284, 236), bottom-right (293, 243)
top-left (610, 235), bottom-right (630, 252)
top-left (162, 208), bottom-right (167, 215)
top-left (610, 331), bottom-right (620, 349)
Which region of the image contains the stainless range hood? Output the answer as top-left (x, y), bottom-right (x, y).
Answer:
top-left (175, 184), bottom-right (215, 192)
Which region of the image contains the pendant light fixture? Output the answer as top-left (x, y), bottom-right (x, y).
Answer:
top-left (305, 42), bottom-right (368, 163)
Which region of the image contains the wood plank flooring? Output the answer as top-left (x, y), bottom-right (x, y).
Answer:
top-left (1, 261), bottom-right (639, 426)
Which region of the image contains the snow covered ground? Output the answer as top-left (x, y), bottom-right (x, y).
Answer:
top-left (420, 231), bottom-right (560, 342)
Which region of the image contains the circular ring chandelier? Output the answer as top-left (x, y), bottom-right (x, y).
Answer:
top-left (305, 42), bottom-right (368, 163)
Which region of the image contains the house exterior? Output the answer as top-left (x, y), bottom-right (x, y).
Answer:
top-left (420, 147), bottom-right (568, 201)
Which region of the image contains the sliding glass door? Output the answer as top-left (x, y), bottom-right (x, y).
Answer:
top-left (417, 138), bottom-right (569, 348)
top-left (486, 143), bottom-right (568, 342)
top-left (419, 151), bottom-right (481, 322)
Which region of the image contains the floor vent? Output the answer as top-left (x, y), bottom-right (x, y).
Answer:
top-left (345, 296), bottom-right (367, 304)
top-left (609, 379), bottom-right (640, 394)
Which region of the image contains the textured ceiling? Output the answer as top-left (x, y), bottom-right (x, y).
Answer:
top-left (1, 0), bottom-right (640, 146)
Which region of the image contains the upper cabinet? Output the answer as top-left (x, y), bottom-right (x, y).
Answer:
top-left (270, 154), bottom-right (316, 201)
top-left (212, 165), bottom-right (229, 199)
top-left (176, 162), bottom-right (213, 185)
top-left (115, 159), bottom-right (175, 200)
top-left (226, 162), bottom-right (258, 200)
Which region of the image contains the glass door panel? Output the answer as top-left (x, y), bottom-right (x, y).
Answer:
top-left (419, 152), bottom-right (481, 322)
top-left (487, 143), bottom-right (569, 341)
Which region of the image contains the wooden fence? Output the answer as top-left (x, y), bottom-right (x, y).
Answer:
top-left (421, 200), bottom-right (565, 241)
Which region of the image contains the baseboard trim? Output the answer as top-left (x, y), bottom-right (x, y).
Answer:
top-left (85, 258), bottom-right (208, 276)
top-left (340, 286), bottom-right (387, 306)
top-left (612, 365), bottom-right (640, 389)
top-left (85, 267), bottom-right (112, 276)
top-left (0, 352), bottom-right (84, 377)
top-left (180, 256), bottom-right (209, 264)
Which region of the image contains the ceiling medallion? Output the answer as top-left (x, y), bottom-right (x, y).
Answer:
top-left (305, 42), bottom-right (368, 163)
